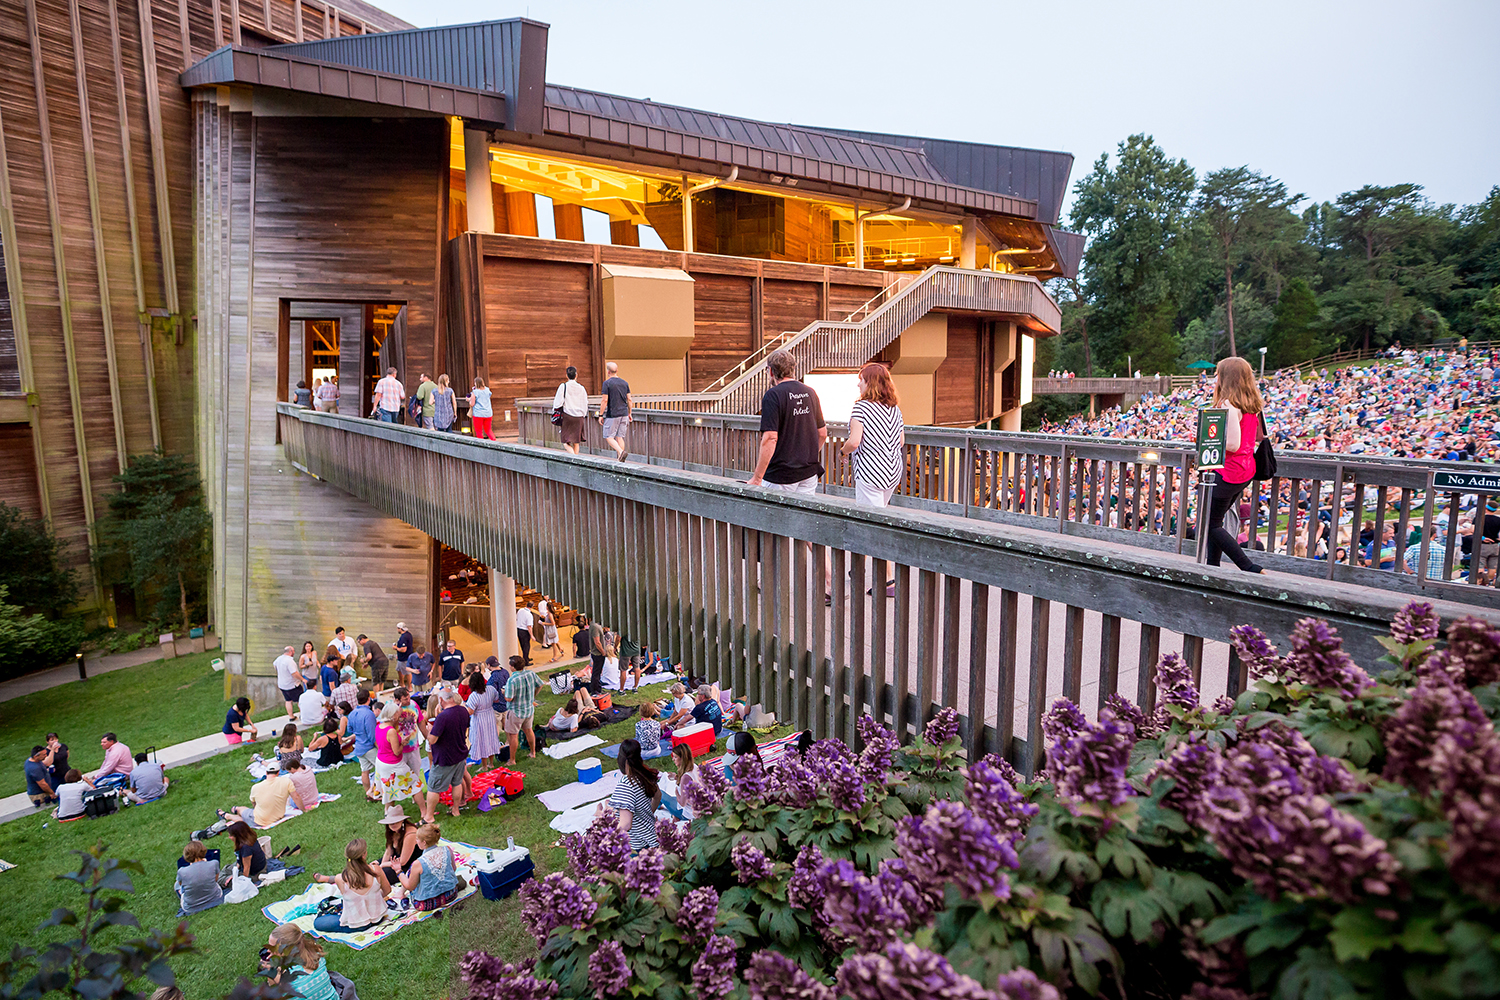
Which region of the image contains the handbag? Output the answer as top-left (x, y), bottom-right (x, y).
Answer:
top-left (1254, 413), bottom-right (1277, 480)
top-left (550, 407), bottom-right (564, 427)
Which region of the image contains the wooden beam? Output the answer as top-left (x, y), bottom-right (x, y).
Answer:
top-left (107, 0), bottom-right (162, 450)
top-left (552, 202), bottom-right (584, 242)
top-left (230, 0), bottom-right (241, 45)
top-left (69, 0), bottom-right (130, 471)
top-left (212, 0), bottom-right (222, 46)
top-left (608, 220), bottom-right (638, 246)
top-left (0, 68), bottom-right (52, 527)
top-left (137, 0), bottom-right (181, 314)
top-left (177, 0), bottom-right (192, 68)
top-left (294, 0), bottom-right (302, 41)
top-left (25, 0), bottom-right (101, 602)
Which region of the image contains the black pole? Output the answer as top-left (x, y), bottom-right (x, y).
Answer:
top-left (76, 652), bottom-right (86, 681)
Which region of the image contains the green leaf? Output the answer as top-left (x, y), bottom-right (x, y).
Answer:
top-left (37, 908), bottom-right (78, 930)
top-left (1327, 908), bottom-right (1396, 963)
top-left (1244, 919), bottom-right (1303, 957)
top-left (1395, 917), bottom-right (1446, 956)
top-left (1276, 945), bottom-right (1362, 1000)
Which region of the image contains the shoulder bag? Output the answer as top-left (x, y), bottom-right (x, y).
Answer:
top-left (1254, 412), bottom-right (1277, 480)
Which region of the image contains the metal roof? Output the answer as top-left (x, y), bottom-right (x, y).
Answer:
top-left (810, 128), bottom-right (1075, 226)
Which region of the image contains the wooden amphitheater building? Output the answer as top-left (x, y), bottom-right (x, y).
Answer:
top-left (0, 1), bottom-right (1081, 690)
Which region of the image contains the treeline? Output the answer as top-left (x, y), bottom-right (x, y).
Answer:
top-left (1040, 134), bottom-right (1500, 380)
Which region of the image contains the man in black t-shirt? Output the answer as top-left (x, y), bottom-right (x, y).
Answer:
top-left (439, 639), bottom-right (465, 682)
top-left (599, 361), bottom-right (632, 461)
top-left (747, 349), bottom-right (826, 495)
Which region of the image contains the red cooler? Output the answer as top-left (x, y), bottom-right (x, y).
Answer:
top-left (671, 721), bottom-right (716, 757)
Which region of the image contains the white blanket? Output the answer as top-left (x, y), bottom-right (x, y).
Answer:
top-left (542, 734), bottom-right (605, 760)
top-left (536, 771), bottom-right (621, 812)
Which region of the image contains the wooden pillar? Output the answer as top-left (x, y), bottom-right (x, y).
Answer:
top-left (853, 203), bottom-right (864, 268)
top-left (609, 220), bottom-right (639, 246)
top-left (462, 129), bottom-right (495, 234)
top-left (960, 216), bottom-right (978, 269)
top-left (504, 189), bottom-right (538, 237)
top-left (681, 176), bottom-right (694, 254)
top-left (553, 203), bottom-right (584, 242)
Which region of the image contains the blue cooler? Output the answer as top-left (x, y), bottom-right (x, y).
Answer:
top-left (576, 758), bottom-right (603, 784)
top-left (475, 838), bottom-right (534, 901)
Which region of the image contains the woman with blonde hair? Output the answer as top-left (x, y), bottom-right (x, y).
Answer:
top-left (467, 376), bottom-right (494, 440)
top-left (312, 838), bottom-right (391, 932)
top-left (374, 702), bottom-right (420, 804)
top-left (840, 362), bottom-right (905, 508)
top-left (433, 374), bottom-right (457, 433)
top-left (263, 923), bottom-right (339, 1000)
top-left (1199, 356), bottom-right (1265, 573)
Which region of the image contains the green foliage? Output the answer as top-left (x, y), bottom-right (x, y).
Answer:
top-left (98, 454), bottom-right (210, 633)
top-left (0, 584), bottom-right (85, 680)
top-left (0, 502), bottom-right (79, 617)
top-left (1264, 278), bottom-right (1329, 368)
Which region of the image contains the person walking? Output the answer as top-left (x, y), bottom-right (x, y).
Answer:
top-left (433, 374), bottom-right (458, 433)
top-left (840, 362), bottom-right (906, 507)
top-left (553, 365), bottom-right (590, 454)
top-left (314, 375), bottom-right (339, 413)
top-left (747, 349), bottom-right (826, 494)
top-left (467, 377), bottom-right (494, 440)
top-left (515, 603), bottom-right (534, 666)
top-left (599, 362), bottom-right (631, 461)
top-left (413, 373), bottom-right (437, 429)
top-left (292, 380), bottom-right (313, 408)
top-left (1199, 356), bottom-right (1265, 574)
top-left (393, 622), bottom-right (414, 686)
top-left (372, 366), bottom-right (406, 423)
top-left (274, 646), bottom-right (303, 720)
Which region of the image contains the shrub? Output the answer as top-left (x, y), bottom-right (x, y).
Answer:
top-left (472, 603), bottom-right (1500, 1000)
top-left (0, 584), bottom-right (86, 680)
top-left (0, 501), bottom-right (79, 616)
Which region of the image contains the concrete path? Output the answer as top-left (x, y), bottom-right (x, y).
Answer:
top-left (0, 711), bottom-right (291, 826)
top-left (0, 633), bottom-right (221, 704)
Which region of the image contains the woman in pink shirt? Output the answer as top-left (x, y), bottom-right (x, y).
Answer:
top-left (1201, 357), bottom-right (1265, 574)
top-left (373, 703), bottom-right (420, 805)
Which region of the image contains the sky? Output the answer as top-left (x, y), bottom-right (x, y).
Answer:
top-left (375, 0), bottom-right (1499, 223)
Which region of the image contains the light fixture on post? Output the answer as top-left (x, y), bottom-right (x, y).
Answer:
top-left (1258, 346), bottom-right (1268, 377)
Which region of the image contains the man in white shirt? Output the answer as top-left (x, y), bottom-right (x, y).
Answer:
top-left (330, 627), bottom-right (356, 664)
top-left (516, 604), bottom-right (535, 666)
top-left (297, 686), bottom-right (329, 727)
top-left (273, 647), bottom-right (302, 720)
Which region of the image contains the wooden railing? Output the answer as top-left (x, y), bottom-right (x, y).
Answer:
top-left (278, 403), bottom-right (1485, 770)
top-left (1030, 376), bottom-right (1174, 396)
top-left (514, 403), bottom-right (1500, 610)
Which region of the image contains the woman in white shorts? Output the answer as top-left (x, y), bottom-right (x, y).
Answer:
top-left (841, 362), bottom-right (905, 507)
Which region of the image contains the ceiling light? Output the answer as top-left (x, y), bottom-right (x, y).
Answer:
top-left (901, 256), bottom-right (916, 264)
top-left (884, 257), bottom-right (898, 265)
top-left (845, 259), bottom-right (859, 266)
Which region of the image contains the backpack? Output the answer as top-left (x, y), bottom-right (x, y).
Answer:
top-left (1254, 413), bottom-right (1277, 480)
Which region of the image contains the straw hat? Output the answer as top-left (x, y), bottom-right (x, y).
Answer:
top-left (381, 805), bottom-right (409, 827)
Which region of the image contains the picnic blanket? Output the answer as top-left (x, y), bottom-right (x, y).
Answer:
top-left (628, 671), bottom-right (679, 688)
top-left (541, 734), bottom-right (605, 760)
top-left (261, 838), bottom-right (483, 950)
top-left (599, 742), bottom-right (671, 760)
top-left (537, 770), bottom-right (621, 812)
top-left (252, 792), bottom-right (342, 830)
top-left (699, 732), bottom-right (799, 773)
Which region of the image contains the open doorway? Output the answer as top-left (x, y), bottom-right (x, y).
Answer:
top-left (280, 300), bottom-right (406, 419)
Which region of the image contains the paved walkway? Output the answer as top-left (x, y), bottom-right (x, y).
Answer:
top-left (0, 633), bottom-right (221, 704)
top-left (0, 711), bottom-right (291, 826)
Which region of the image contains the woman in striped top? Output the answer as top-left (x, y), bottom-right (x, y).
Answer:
top-left (841, 362), bottom-right (905, 508)
top-left (606, 739), bottom-right (661, 852)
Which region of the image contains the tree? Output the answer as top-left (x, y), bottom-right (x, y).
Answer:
top-left (98, 454), bottom-right (210, 633)
top-left (0, 502), bottom-right (79, 617)
top-left (1192, 167), bottom-right (1302, 357)
top-left (1263, 278), bottom-right (1326, 369)
top-left (1069, 135), bottom-right (1197, 375)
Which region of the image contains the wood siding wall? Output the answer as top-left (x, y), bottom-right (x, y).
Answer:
top-left (934, 315), bottom-right (981, 426)
top-left (0, 0), bottom-right (407, 611)
top-left (194, 101), bottom-right (439, 676)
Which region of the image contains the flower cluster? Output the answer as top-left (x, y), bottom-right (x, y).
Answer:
top-left (1229, 624), bottom-right (1284, 681)
top-left (819, 859), bottom-right (928, 950)
top-left (745, 950), bottom-right (835, 1000)
top-left (1044, 698), bottom-right (1135, 813)
top-left (678, 764), bottom-right (731, 816)
top-left (1102, 692), bottom-right (1155, 738)
top-left (564, 816), bottom-right (631, 880)
top-left (690, 935), bottom-right (737, 1000)
top-left (460, 953), bottom-right (560, 1000)
top-left (623, 848), bottom-right (665, 898)
top-left (1154, 738), bottom-right (1220, 824)
top-left (655, 816), bottom-right (693, 858)
top-left (731, 752), bottom-right (773, 806)
top-left (1283, 618), bottom-right (1372, 698)
top-left (836, 941), bottom-right (998, 1000)
top-left (518, 873), bottom-right (597, 947)
top-left (676, 885), bottom-right (720, 945)
top-left (1390, 600), bottom-right (1441, 645)
top-left (786, 843), bottom-right (827, 912)
top-left (965, 759), bottom-right (1038, 847)
top-left (769, 751), bottom-right (820, 809)
top-left (802, 739), bottom-right (869, 812)
top-left (732, 837), bottom-right (776, 884)
top-left (857, 715), bottom-right (899, 784)
top-left (1154, 652), bottom-right (1200, 710)
top-left (978, 753), bottom-right (1024, 788)
top-left (896, 799), bottom-right (1016, 900)
top-left (586, 940), bottom-right (630, 1000)
top-left (995, 969), bottom-right (1061, 1000)
top-left (1424, 615), bottom-right (1500, 688)
top-left (923, 706), bottom-right (961, 746)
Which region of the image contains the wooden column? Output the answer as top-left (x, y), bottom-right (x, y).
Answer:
top-left (609, 220), bottom-right (639, 246)
top-left (552, 203), bottom-right (584, 242)
top-left (462, 129), bottom-right (495, 234)
top-left (138, 0), bottom-right (181, 314)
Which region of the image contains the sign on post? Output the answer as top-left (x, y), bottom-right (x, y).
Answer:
top-left (1196, 408), bottom-right (1228, 470)
top-left (1433, 470), bottom-right (1500, 493)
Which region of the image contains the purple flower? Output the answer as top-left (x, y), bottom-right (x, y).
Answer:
top-left (820, 859), bottom-right (911, 950)
top-left (995, 969), bottom-right (1060, 1000)
top-left (1101, 693), bottom-right (1148, 736)
top-left (965, 760), bottom-right (1038, 847)
top-left (586, 940), bottom-right (630, 1000)
top-left (857, 715), bottom-right (899, 784)
top-left (1284, 618), bottom-right (1371, 698)
top-left (1382, 674), bottom-right (1491, 797)
top-left (623, 848), bottom-right (665, 898)
top-left (1154, 652), bottom-right (1200, 710)
top-left (732, 837), bottom-right (776, 884)
top-left (1229, 624), bottom-right (1284, 681)
top-left (786, 844), bottom-right (826, 912)
top-left (1045, 699), bottom-right (1135, 813)
top-left (460, 953), bottom-right (560, 1000)
top-left (732, 753), bottom-right (773, 806)
top-left (565, 816), bottom-right (631, 880)
top-left (745, 950), bottom-right (835, 1000)
top-left (691, 935), bottom-right (738, 1000)
top-left (678, 765), bottom-right (731, 816)
top-left (769, 752), bottom-right (820, 809)
top-left (1390, 601), bottom-right (1440, 645)
top-left (518, 873), bottom-right (596, 947)
top-left (923, 707), bottom-right (961, 746)
top-left (978, 753), bottom-right (1024, 788)
top-left (1152, 739), bottom-right (1222, 824)
top-left (676, 886), bottom-right (720, 945)
top-left (826, 756), bottom-right (868, 813)
top-left (1211, 695), bottom-right (1236, 715)
top-left (655, 816), bottom-right (693, 858)
top-left (897, 800), bottom-right (1015, 900)
top-left (836, 941), bottom-right (999, 1000)
top-left (1041, 699), bottom-right (1088, 744)
top-left (1431, 615), bottom-right (1500, 687)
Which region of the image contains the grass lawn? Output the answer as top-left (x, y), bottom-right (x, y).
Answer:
top-left (0, 653), bottom-right (766, 998)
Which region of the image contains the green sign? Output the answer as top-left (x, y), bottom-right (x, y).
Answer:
top-left (1197, 408), bottom-right (1228, 470)
top-left (1434, 470), bottom-right (1500, 493)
